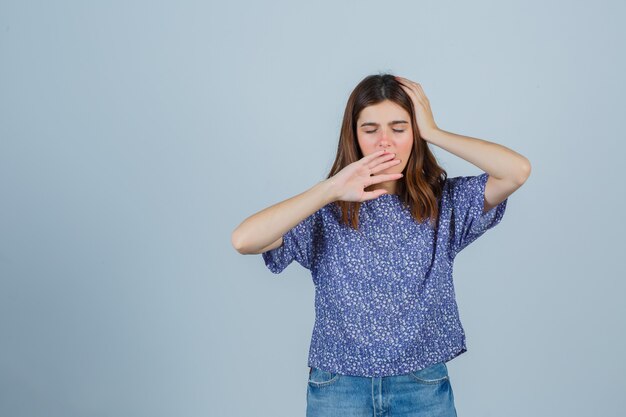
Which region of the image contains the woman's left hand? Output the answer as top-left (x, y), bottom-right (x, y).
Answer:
top-left (395, 76), bottom-right (439, 141)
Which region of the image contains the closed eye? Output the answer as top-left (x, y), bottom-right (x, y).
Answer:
top-left (365, 129), bottom-right (405, 134)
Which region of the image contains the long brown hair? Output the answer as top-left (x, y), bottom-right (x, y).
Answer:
top-left (326, 73), bottom-right (448, 230)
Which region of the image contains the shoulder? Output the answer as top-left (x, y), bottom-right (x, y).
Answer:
top-left (438, 173), bottom-right (490, 217)
top-left (444, 172), bottom-right (488, 189)
top-left (442, 173), bottom-right (489, 200)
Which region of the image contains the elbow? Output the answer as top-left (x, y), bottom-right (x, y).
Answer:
top-left (516, 158), bottom-right (532, 186)
top-left (231, 228), bottom-right (249, 255)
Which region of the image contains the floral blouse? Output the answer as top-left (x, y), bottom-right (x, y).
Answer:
top-left (261, 172), bottom-right (508, 377)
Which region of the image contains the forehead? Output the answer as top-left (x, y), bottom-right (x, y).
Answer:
top-left (357, 100), bottom-right (409, 122)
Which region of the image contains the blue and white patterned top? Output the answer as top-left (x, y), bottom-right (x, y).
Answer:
top-left (261, 172), bottom-right (507, 377)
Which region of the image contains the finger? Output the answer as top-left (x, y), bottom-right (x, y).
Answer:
top-left (370, 157), bottom-right (402, 174)
top-left (396, 76), bottom-right (416, 87)
top-left (368, 172), bottom-right (404, 185)
top-left (363, 189), bottom-right (390, 200)
top-left (361, 149), bottom-right (387, 163)
top-left (416, 84), bottom-right (429, 101)
top-left (395, 77), bottom-right (410, 87)
top-left (398, 80), bottom-right (418, 97)
top-left (366, 152), bottom-right (396, 169)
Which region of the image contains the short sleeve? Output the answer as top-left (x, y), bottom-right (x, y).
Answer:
top-left (261, 210), bottom-right (320, 273)
top-left (447, 172), bottom-right (507, 257)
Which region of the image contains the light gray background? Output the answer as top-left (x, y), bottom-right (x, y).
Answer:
top-left (1, 0), bottom-right (624, 416)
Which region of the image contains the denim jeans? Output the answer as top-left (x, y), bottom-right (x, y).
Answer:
top-left (306, 361), bottom-right (458, 417)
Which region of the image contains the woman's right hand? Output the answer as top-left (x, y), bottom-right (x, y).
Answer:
top-left (328, 150), bottom-right (403, 202)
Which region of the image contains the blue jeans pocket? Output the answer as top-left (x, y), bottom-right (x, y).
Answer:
top-left (407, 361), bottom-right (449, 385)
top-left (308, 366), bottom-right (341, 388)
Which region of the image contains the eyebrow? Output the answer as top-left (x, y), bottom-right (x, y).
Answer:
top-left (360, 120), bottom-right (409, 127)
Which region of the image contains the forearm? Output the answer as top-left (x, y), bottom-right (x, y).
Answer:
top-left (423, 128), bottom-right (530, 183)
top-left (231, 179), bottom-right (337, 254)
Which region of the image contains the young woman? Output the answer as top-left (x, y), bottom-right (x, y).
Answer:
top-left (232, 73), bottom-right (530, 416)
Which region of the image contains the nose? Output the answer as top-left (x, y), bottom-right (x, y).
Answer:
top-left (379, 132), bottom-right (391, 147)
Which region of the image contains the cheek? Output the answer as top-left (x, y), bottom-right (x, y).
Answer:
top-left (400, 135), bottom-right (413, 153)
top-left (358, 136), bottom-right (375, 152)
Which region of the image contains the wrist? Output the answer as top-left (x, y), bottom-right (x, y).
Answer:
top-left (420, 127), bottom-right (440, 144)
top-left (316, 178), bottom-right (339, 205)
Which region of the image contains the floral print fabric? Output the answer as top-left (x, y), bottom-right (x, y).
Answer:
top-left (262, 172), bottom-right (507, 377)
